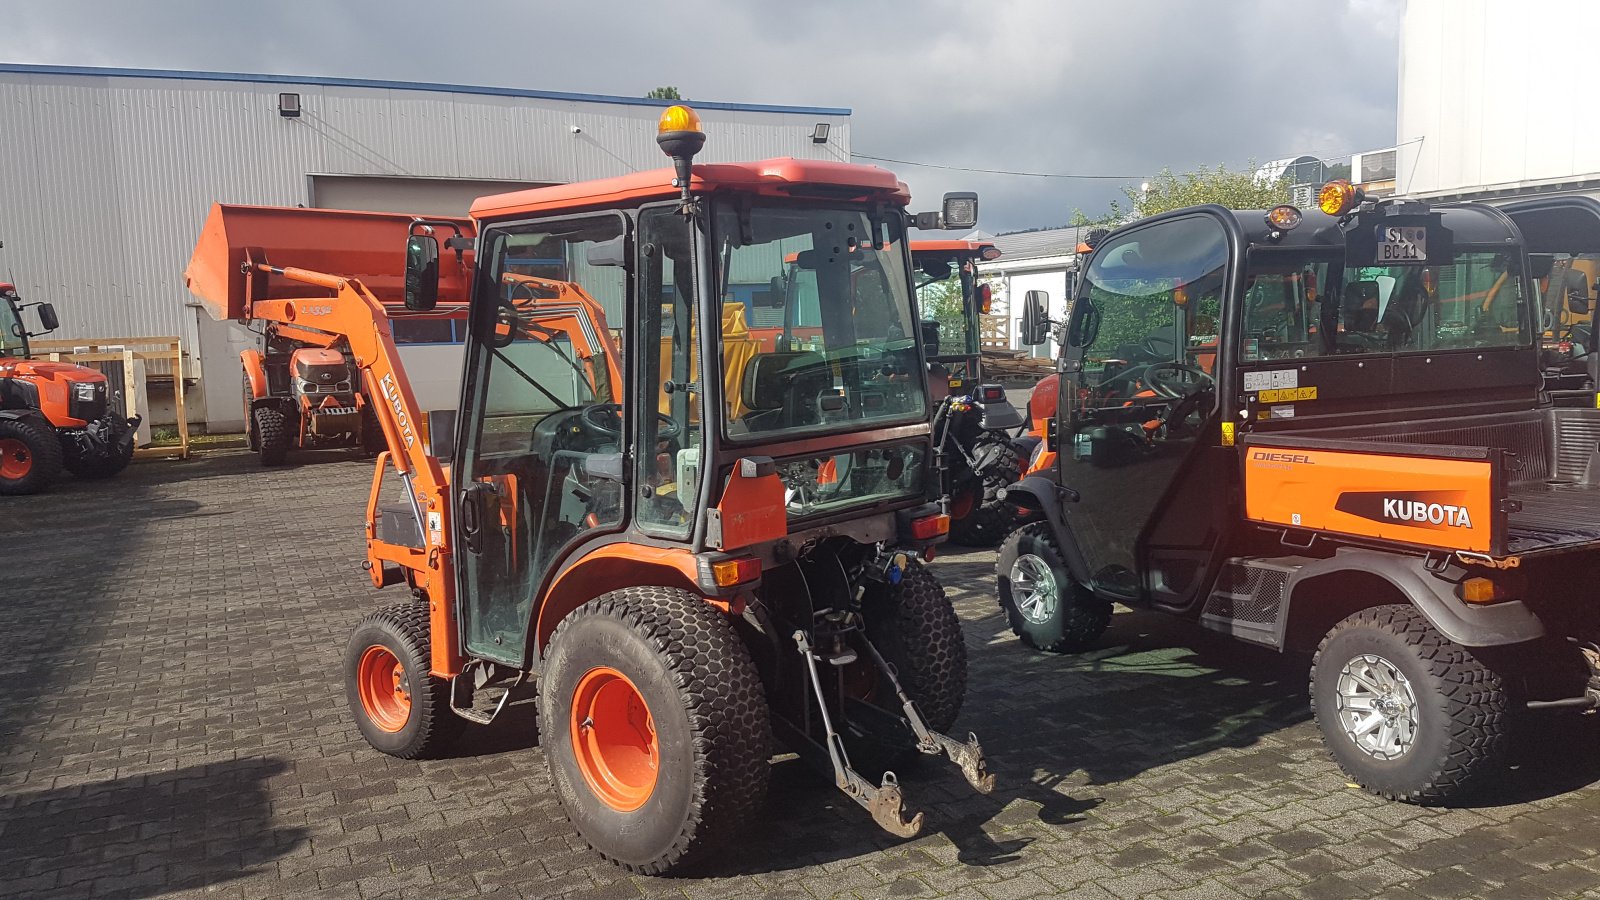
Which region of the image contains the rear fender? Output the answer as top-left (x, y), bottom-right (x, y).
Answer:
top-left (1284, 549), bottom-right (1545, 648)
top-left (529, 543), bottom-right (702, 661)
top-left (999, 473), bottom-right (1093, 584)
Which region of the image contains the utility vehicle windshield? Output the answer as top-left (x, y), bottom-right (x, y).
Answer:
top-left (0, 296), bottom-right (27, 358)
top-left (714, 203), bottom-right (925, 440)
top-left (1241, 249), bottom-right (1531, 359)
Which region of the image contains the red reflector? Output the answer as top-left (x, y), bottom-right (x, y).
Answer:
top-left (711, 556), bottom-right (763, 587)
top-left (911, 514), bottom-right (950, 540)
top-left (978, 385), bottom-right (1005, 402)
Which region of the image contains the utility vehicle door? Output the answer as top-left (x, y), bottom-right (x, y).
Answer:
top-left (1059, 213), bottom-right (1234, 605)
top-left (453, 214), bottom-right (631, 666)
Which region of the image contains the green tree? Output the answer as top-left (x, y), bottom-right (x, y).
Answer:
top-left (915, 276), bottom-right (968, 352)
top-left (645, 86), bottom-right (682, 100)
top-left (1109, 162), bottom-right (1293, 219)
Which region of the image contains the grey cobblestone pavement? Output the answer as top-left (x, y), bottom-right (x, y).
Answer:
top-left (6, 451), bottom-right (1600, 899)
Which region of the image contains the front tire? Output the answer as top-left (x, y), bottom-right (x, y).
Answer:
top-left (343, 603), bottom-right (463, 759)
top-left (1311, 604), bottom-right (1508, 804)
top-left (0, 416), bottom-right (63, 496)
top-left (996, 523), bottom-right (1111, 653)
top-left (254, 405), bottom-right (290, 466)
top-left (540, 586), bottom-right (770, 875)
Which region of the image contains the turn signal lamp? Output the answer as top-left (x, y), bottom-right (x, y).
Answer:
top-left (1265, 205), bottom-right (1302, 231)
top-left (1318, 179), bottom-right (1362, 217)
top-left (911, 513), bottom-right (951, 540)
top-left (978, 282), bottom-right (993, 314)
top-left (980, 246), bottom-right (1002, 261)
top-left (657, 104), bottom-right (703, 135)
top-left (1459, 577), bottom-right (1506, 604)
top-left (711, 556), bottom-right (762, 587)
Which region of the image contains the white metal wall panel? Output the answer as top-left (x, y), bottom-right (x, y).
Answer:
top-left (0, 66), bottom-right (850, 425)
top-left (1401, 0), bottom-right (1600, 197)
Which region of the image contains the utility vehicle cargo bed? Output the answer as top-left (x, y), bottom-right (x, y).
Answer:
top-left (1243, 407), bottom-right (1600, 559)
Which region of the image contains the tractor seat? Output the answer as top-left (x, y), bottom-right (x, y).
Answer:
top-left (739, 351), bottom-right (831, 430)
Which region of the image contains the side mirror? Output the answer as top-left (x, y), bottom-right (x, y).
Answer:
top-left (919, 319), bottom-right (941, 356)
top-left (404, 234), bottom-right (440, 311)
top-left (1020, 290), bottom-right (1050, 346)
top-left (941, 192), bottom-right (978, 230)
top-left (35, 302), bottom-right (60, 333)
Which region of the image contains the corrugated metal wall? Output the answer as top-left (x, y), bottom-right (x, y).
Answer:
top-left (0, 67), bottom-right (851, 424)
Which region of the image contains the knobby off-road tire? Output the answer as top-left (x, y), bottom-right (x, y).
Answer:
top-left (1311, 604), bottom-right (1508, 804)
top-left (253, 405), bottom-right (290, 467)
top-left (343, 602), bottom-right (464, 759)
top-left (64, 419), bottom-right (133, 480)
top-left (0, 416), bottom-right (63, 495)
top-left (996, 522), bottom-right (1112, 653)
top-left (360, 402), bottom-right (387, 456)
top-left (862, 560), bottom-right (967, 734)
top-left (242, 374), bottom-right (259, 452)
top-left (948, 434), bottom-right (1025, 547)
top-left (540, 586), bottom-right (770, 875)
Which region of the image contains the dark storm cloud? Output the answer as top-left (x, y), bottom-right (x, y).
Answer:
top-left (6, 0), bottom-right (1397, 232)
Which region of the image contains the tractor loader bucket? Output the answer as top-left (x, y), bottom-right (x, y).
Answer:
top-left (184, 203), bottom-right (475, 321)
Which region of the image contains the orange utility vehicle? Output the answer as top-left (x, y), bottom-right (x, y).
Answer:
top-left (0, 261), bottom-right (138, 495)
top-left (186, 106), bottom-right (992, 874)
top-left (1000, 183), bottom-right (1600, 803)
top-left (910, 240), bottom-right (1032, 545)
top-left (206, 208), bottom-right (474, 466)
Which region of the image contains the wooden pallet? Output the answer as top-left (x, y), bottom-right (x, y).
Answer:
top-left (30, 337), bottom-right (191, 459)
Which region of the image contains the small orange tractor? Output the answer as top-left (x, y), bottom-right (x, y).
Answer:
top-left (185, 106), bottom-right (992, 874)
top-left (0, 257), bottom-right (139, 495)
top-left (911, 240), bottom-right (1031, 545)
top-left (203, 207), bottom-right (472, 466)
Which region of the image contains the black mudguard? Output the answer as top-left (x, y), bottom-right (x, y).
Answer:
top-left (998, 473), bottom-right (1093, 584)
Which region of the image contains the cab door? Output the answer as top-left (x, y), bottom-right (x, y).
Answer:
top-left (1059, 214), bottom-right (1233, 605)
top-left (453, 213), bottom-right (629, 667)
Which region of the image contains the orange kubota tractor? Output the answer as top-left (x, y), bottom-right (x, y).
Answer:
top-left (185, 106), bottom-right (992, 874)
top-left (0, 248), bottom-right (139, 495)
top-left (211, 208), bottom-right (473, 466)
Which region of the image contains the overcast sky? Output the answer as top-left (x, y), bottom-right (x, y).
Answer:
top-left (6, 0), bottom-right (1400, 234)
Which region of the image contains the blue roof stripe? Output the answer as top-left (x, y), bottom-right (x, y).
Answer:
top-left (0, 63), bottom-right (852, 117)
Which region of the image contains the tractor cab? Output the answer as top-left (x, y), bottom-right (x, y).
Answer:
top-left (911, 240), bottom-right (1000, 390)
top-left (0, 281), bottom-right (60, 361)
top-left (1498, 195), bottom-right (1600, 398)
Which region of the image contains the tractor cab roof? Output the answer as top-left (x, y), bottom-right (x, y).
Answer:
top-left (470, 158), bottom-right (911, 220)
top-left (909, 239), bottom-right (999, 257)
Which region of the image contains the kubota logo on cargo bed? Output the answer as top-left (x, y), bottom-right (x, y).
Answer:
top-left (1334, 491), bottom-right (1474, 530)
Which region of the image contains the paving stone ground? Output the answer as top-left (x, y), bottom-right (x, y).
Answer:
top-left (6, 451), bottom-right (1600, 899)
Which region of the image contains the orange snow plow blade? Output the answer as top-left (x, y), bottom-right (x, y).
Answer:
top-left (184, 203), bottom-right (475, 320)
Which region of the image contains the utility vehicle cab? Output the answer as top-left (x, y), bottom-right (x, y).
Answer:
top-left (1497, 195), bottom-right (1600, 398)
top-left (1002, 183), bottom-right (1600, 804)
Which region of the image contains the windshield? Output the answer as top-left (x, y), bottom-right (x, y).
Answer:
top-left (913, 251), bottom-right (977, 361)
top-left (0, 296), bottom-right (26, 358)
top-left (715, 203), bottom-right (925, 440)
top-left (1241, 249), bottom-right (1531, 357)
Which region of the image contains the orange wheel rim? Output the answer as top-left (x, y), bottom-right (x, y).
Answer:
top-left (570, 666), bottom-right (659, 811)
top-left (0, 438), bottom-right (32, 480)
top-left (357, 645), bottom-right (411, 732)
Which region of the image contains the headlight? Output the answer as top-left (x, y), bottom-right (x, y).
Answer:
top-left (73, 381), bottom-right (98, 400)
top-left (301, 381), bottom-right (319, 394)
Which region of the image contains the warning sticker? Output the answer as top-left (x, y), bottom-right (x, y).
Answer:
top-left (1243, 369), bottom-right (1299, 392)
top-left (1258, 385), bottom-right (1318, 403)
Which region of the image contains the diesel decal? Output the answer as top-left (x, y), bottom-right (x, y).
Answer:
top-left (1335, 490), bottom-right (1474, 530)
top-left (1251, 451), bottom-right (1313, 464)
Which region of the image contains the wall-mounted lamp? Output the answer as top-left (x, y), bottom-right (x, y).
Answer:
top-left (278, 93), bottom-right (301, 118)
top-left (810, 123), bottom-right (830, 144)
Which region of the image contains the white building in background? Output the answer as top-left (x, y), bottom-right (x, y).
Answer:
top-left (0, 64), bottom-right (851, 430)
top-left (980, 225), bottom-right (1089, 356)
top-left (1399, 0), bottom-right (1600, 202)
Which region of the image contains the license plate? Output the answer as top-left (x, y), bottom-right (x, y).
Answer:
top-left (1376, 225), bottom-right (1427, 263)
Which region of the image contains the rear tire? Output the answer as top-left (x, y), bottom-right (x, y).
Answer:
top-left (242, 374), bottom-right (259, 452)
top-left (540, 586), bottom-right (769, 875)
top-left (996, 523), bottom-right (1112, 653)
top-left (1311, 604), bottom-right (1508, 804)
top-left (343, 603), bottom-right (463, 759)
top-left (948, 435), bottom-right (1024, 547)
top-left (861, 561), bottom-right (967, 733)
top-left (254, 405), bottom-right (290, 466)
top-left (0, 416), bottom-right (63, 496)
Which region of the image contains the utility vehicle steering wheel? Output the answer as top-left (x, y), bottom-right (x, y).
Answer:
top-left (1140, 333), bottom-right (1178, 361)
top-left (580, 403), bottom-right (681, 441)
top-left (1144, 361), bottom-right (1214, 400)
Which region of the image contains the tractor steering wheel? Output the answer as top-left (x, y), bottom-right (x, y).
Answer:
top-left (580, 403), bottom-right (681, 442)
top-left (1143, 361), bottom-right (1214, 400)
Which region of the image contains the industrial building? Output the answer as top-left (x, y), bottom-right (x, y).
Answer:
top-left (0, 64), bottom-right (851, 430)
